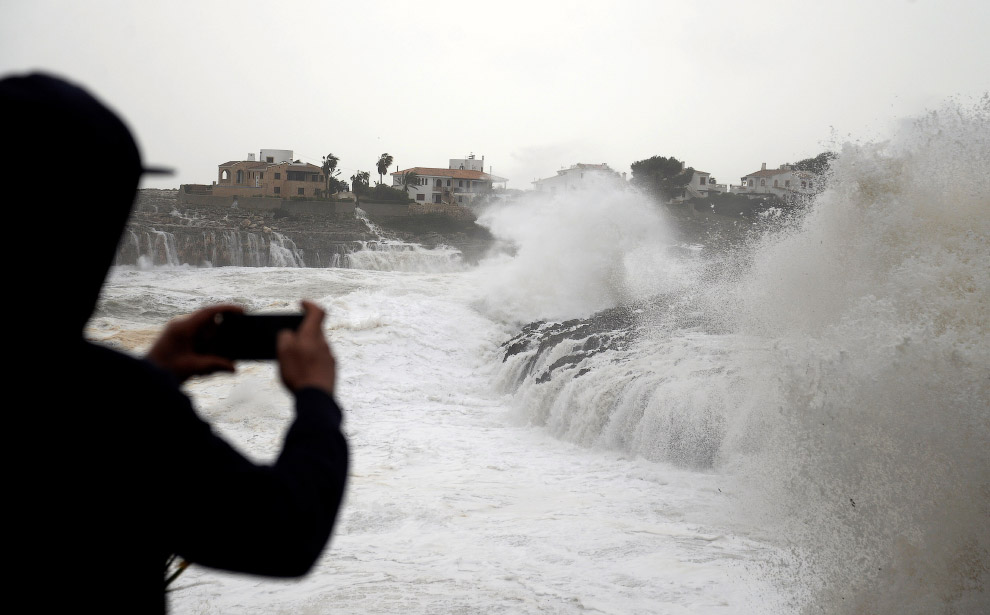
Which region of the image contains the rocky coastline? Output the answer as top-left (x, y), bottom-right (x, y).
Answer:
top-left (120, 189), bottom-right (495, 268)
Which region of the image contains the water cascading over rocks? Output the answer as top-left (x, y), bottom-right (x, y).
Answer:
top-left (114, 191), bottom-right (489, 270)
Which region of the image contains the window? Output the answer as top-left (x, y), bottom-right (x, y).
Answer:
top-left (416, 193), bottom-right (425, 201)
top-left (760, 179), bottom-right (766, 186)
top-left (748, 179), bottom-right (754, 187)
top-left (801, 181), bottom-right (807, 189)
top-left (458, 180), bottom-right (464, 187)
top-left (435, 179), bottom-right (442, 187)
top-left (298, 187), bottom-right (305, 195)
top-left (236, 170), bottom-right (244, 183)
top-left (266, 156), bottom-right (274, 163)
top-left (446, 179), bottom-right (451, 187)
top-left (700, 176), bottom-right (706, 185)
top-left (773, 180), bottom-right (778, 187)
top-left (274, 186), bottom-right (280, 194)
top-left (275, 172), bottom-right (281, 179)
top-left (785, 180), bottom-right (790, 187)
top-left (259, 172), bottom-right (263, 179)
top-left (458, 196), bottom-right (463, 203)
top-left (287, 171), bottom-right (307, 181)
top-left (221, 169), bottom-right (230, 181)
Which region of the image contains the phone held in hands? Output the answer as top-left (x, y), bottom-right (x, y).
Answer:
top-left (195, 312), bottom-right (304, 360)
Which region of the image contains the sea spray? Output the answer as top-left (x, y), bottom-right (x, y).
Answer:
top-left (723, 97), bottom-right (990, 614)
top-left (474, 178), bottom-right (691, 323)
top-left (492, 99), bottom-right (988, 612)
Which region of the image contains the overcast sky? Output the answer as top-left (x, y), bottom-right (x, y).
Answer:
top-left (3, 0), bottom-right (988, 189)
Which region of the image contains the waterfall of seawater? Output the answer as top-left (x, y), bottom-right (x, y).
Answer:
top-left (484, 100), bottom-right (989, 614)
top-left (116, 211), bottom-right (458, 271)
top-left (119, 228), bottom-right (181, 267)
top-left (267, 231), bottom-right (305, 267)
top-left (345, 207), bottom-right (466, 272)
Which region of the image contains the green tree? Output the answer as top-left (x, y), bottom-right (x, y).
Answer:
top-left (793, 151), bottom-right (837, 176)
top-left (376, 153), bottom-right (394, 185)
top-left (321, 153), bottom-right (340, 197)
top-left (329, 177), bottom-right (349, 195)
top-left (630, 155), bottom-right (694, 201)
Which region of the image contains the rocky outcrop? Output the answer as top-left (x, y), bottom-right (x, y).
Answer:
top-left (117, 190), bottom-right (494, 267)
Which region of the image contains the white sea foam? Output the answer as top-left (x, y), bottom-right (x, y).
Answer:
top-left (90, 100), bottom-right (988, 614)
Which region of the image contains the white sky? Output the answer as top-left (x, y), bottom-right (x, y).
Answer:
top-left (3, 0), bottom-right (988, 189)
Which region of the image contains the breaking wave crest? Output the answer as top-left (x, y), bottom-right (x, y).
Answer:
top-left (494, 98), bottom-right (990, 613)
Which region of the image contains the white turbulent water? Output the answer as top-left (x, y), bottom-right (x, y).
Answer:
top-left (89, 100), bottom-right (988, 614)
top-left (92, 266), bottom-right (777, 614)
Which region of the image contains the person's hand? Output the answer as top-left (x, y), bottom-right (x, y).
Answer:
top-left (278, 300), bottom-right (336, 395)
top-left (147, 304), bottom-right (242, 383)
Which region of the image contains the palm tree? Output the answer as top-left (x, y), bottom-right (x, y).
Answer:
top-left (376, 153), bottom-right (394, 186)
top-left (350, 170), bottom-right (370, 199)
top-left (321, 153), bottom-right (339, 197)
top-left (350, 170), bottom-right (370, 204)
top-left (401, 171), bottom-right (419, 192)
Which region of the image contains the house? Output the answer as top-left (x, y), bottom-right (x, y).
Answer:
top-left (214, 149), bottom-right (325, 199)
top-left (392, 154), bottom-right (507, 204)
top-left (733, 163), bottom-right (817, 199)
top-left (532, 163), bottom-right (625, 193)
top-left (677, 168), bottom-right (726, 201)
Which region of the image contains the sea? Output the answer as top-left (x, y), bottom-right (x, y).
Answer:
top-left (89, 100), bottom-right (989, 614)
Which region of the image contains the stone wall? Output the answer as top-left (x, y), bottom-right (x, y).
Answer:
top-left (356, 201), bottom-right (410, 217)
top-left (409, 202), bottom-right (476, 221)
top-left (177, 188), bottom-right (355, 216)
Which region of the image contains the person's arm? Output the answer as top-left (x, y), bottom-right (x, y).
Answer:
top-left (157, 301), bottom-right (348, 577)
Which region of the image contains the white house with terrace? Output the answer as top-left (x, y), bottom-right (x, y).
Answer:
top-left (392, 154), bottom-right (507, 205)
top-left (733, 163), bottom-right (817, 199)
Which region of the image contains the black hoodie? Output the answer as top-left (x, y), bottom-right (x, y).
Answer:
top-left (2, 73), bottom-right (348, 613)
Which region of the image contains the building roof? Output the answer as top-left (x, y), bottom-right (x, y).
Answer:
top-left (283, 163), bottom-right (322, 172)
top-left (742, 167), bottom-right (795, 178)
top-left (218, 160), bottom-right (270, 170)
top-left (217, 160), bottom-right (322, 172)
top-left (392, 167), bottom-right (506, 182)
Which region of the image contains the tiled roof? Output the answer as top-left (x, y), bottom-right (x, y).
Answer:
top-left (742, 167), bottom-right (794, 178)
top-left (392, 167), bottom-right (496, 180)
top-left (217, 160), bottom-right (322, 172)
top-left (218, 160), bottom-right (269, 170)
top-left (284, 163), bottom-right (322, 172)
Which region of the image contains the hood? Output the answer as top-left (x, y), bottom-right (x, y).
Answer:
top-left (1, 73), bottom-right (144, 335)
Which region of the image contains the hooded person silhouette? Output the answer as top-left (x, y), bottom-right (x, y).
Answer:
top-left (2, 73), bottom-right (348, 613)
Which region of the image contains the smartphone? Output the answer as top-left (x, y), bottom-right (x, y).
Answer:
top-left (195, 312), bottom-right (304, 360)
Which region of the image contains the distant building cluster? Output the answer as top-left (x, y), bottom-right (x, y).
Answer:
top-left (182, 148), bottom-right (822, 208)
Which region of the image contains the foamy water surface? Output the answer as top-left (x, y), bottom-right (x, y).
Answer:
top-left (89, 99), bottom-right (989, 614)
